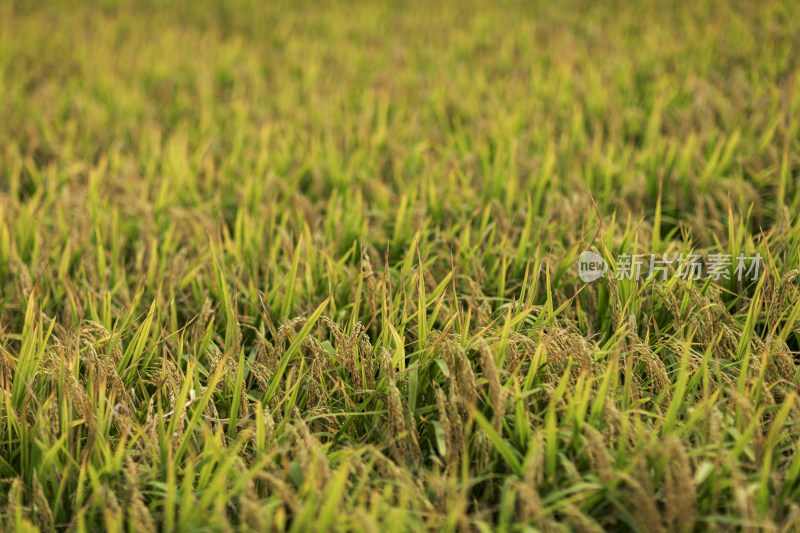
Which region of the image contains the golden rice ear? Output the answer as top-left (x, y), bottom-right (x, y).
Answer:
top-left (7, 478), bottom-right (24, 532)
top-left (65, 371), bottom-right (96, 436)
top-left (31, 475), bottom-right (54, 533)
top-left (663, 437), bottom-right (697, 533)
top-left (636, 340), bottom-right (671, 401)
top-left (124, 457), bottom-right (156, 533)
top-left (583, 425), bottom-right (613, 483)
top-left (0, 343), bottom-right (13, 393)
top-left (434, 385), bottom-right (453, 466)
top-left (454, 344), bottom-right (478, 408)
top-left (358, 335), bottom-right (376, 389)
top-left (620, 471), bottom-right (666, 533)
top-left (606, 274), bottom-right (623, 326)
top-left (101, 486), bottom-right (123, 532)
top-left (477, 339), bottom-right (506, 431)
top-left (561, 503), bottom-right (604, 533)
top-left (9, 257), bottom-right (33, 299)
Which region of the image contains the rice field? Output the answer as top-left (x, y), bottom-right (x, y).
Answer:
top-left (2, 0), bottom-right (800, 531)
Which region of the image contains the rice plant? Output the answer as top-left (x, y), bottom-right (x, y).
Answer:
top-left (1, 0), bottom-right (800, 530)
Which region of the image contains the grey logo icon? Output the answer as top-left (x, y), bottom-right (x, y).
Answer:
top-left (579, 251), bottom-right (608, 282)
